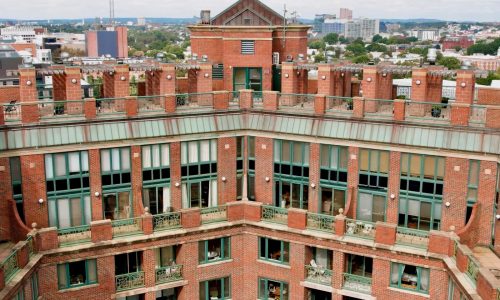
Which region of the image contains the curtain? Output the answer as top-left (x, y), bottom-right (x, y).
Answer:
top-left (379, 151), bottom-right (389, 173)
top-left (81, 151), bottom-right (89, 172)
top-left (210, 140), bottom-right (217, 161)
top-left (359, 149), bottom-right (369, 171)
top-left (163, 187), bottom-right (171, 212)
top-left (55, 154), bottom-right (66, 177)
top-left (200, 140), bottom-right (210, 162)
top-left (111, 149), bottom-right (120, 171)
top-left (45, 155), bottom-right (54, 179)
top-left (143, 188), bottom-right (151, 210)
top-left (209, 179), bottom-right (218, 207)
top-left (84, 196), bottom-right (91, 224)
top-left (161, 145), bottom-right (170, 167)
top-left (101, 150), bottom-right (111, 172)
top-left (293, 142), bottom-right (302, 164)
top-left (315, 248), bottom-right (327, 267)
top-left (357, 193), bottom-right (373, 222)
top-left (142, 147), bottom-right (151, 168)
top-left (118, 192), bottom-right (130, 219)
top-left (182, 183), bottom-right (188, 208)
top-left (420, 268), bottom-right (430, 291)
top-left (391, 264), bottom-right (400, 284)
top-left (121, 148), bottom-right (130, 170)
top-left (57, 264), bottom-right (67, 289)
top-left (68, 152), bottom-right (80, 173)
top-left (87, 260), bottom-right (97, 283)
top-left (181, 143), bottom-right (187, 164)
top-left (152, 145), bottom-right (160, 168)
top-left (48, 200), bottom-right (57, 227)
top-left (70, 198), bottom-right (82, 226)
top-left (274, 140), bottom-right (280, 162)
top-left (58, 198), bottom-right (71, 228)
top-left (330, 147), bottom-right (338, 169)
top-left (188, 142), bottom-right (198, 163)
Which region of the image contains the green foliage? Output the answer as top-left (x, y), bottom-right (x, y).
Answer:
top-left (308, 39), bottom-right (326, 50)
top-left (436, 57), bottom-right (461, 70)
top-left (323, 33), bottom-right (339, 45)
top-left (345, 43), bottom-right (367, 57)
top-left (366, 43), bottom-right (388, 53)
top-left (314, 53), bottom-right (325, 63)
top-left (475, 71), bottom-right (500, 85)
top-left (467, 38), bottom-right (500, 55)
top-left (372, 34), bottom-right (384, 43)
top-left (339, 36), bottom-right (349, 44)
top-left (352, 54), bottom-right (371, 64)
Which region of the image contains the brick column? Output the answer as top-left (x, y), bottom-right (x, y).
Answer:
top-left (317, 64), bottom-right (334, 96)
top-left (213, 90), bottom-right (229, 110)
top-left (287, 208), bottom-right (307, 230)
top-left (331, 250), bottom-right (345, 290)
top-left (409, 68), bottom-right (429, 117)
top-left (0, 104), bottom-right (4, 125)
top-left (0, 157), bottom-right (14, 241)
top-left (91, 220), bottom-right (112, 242)
top-left (352, 96), bottom-right (364, 118)
top-left (346, 147), bottom-right (359, 218)
top-left (281, 62), bottom-right (298, 95)
top-left (145, 70), bottom-right (156, 96)
top-left (103, 65), bottom-right (130, 98)
top-left (297, 69), bottom-right (309, 95)
top-left (19, 67), bottom-right (39, 124)
top-left (181, 208), bottom-right (201, 228)
top-left (452, 70), bottom-right (476, 126)
top-left (142, 213), bottom-right (153, 235)
top-left (165, 94), bottom-right (176, 113)
top-left (427, 66), bottom-right (444, 103)
top-left (308, 143), bottom-right (320, 212)
top-left (342, 71), bottom-right (352, 97)
top-left (362, 66), bottom-right (379, 113)
top-left (377, 71), bottom-right (393, 100)
top-left (63, 66), bottom-right (82, 100)
top-left (441, 157), bottom-right (468, 232)
top-left (371, 258), bottom-right (391, 299)
top-left (143, 248), bottom-right (156, 287)
top-left (428, 231), bottom-right (455, 255)
top-left (131, 146), bottom-right (143, 216)
top-left (375, 222), bottom-right (396, 246)
top-left (335, 214), bottom-right (346, 236)
top-left (333, 70), bottom-right (344, 97)
top-left (255, 137), bottom-right (274, 205)
top-left (170, 142), bottom-right (182, 210)
top-left (451, 102), bottom-right (471, 126)
top-left (89, 149), bottom-right (103, 221)
top-left (239, 89), bottom-right (253, 109)
top-left (14, 241), bottom-right (29, 268)
top-left (486, 107), bottom-right (500, 129)
top-left (393, 99), bottom-right (406, 121)
top-left (21, 155), bottom-right (48, 228)
top-left (289, 242), bottom-right (307, 299)
top-left (218, 137), bottom-right (237, 204)
top-left (263, 91), bottom-right (279, 110)
top-left (158, 63), bottom-right (176, 95)
top-left (0, 266), bottom-right (4, 290)
top-left (314, 94), bottom-right (326, 115)
top-left (386, 151), bottom-right (401, 224)
top-left (125, 96), bottom-right (138, 117)
top-left (478, 161), bottom-right (497, 246)
top-left (84, 98), bottom-right (97, 119)
top-left (196, 63), bottom-right (213, 94)
top-left (36, 227), bottom-right (58, 251)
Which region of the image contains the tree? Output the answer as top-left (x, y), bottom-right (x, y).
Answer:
top-left (352, 55), bottom-right (371, 64)
top-left (345, 43), bottom-right (367, 57)
top-left (323, 33), bottom-right (339, 45)
top-left (467, 38), bottom-right (500, 55)
top-left (437, 57), bottom-right (461, 70)
top-left (366, 43), bottom-right (388, 53)
top-left (339, 36), bottom-right (349, 44)
top-left (372, 34), bottom-right (384, 43)
top-left (475, 71), bottom-right (500, 85)
top-left (314, 53), bottom-right (325, 63)
top-left (308, 39), bottom-right (326, 50)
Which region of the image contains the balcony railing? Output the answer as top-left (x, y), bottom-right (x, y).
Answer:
top-left (325, 96), bottom-right (354, 115)
top-left (278, 93), bottom-right (315, 111)
top-left (364, 98), bottom-right (394, 119)
top-left (115, 271), bottom-right (145, 292)
top-left (305, 265), bottom-right (332, 285)
top-left (3, 102), bottom-right (21, 122)
top-left (405, 101), bottom-right (450, 123)
top-left (138, 95), bottom-right (165, 113)
top-left (343, 273), bottom-right (372, 294)
top-left (57, 225), bottom-right (91, 246)
top-left (469, 105), bottom-right (486, 127)
top-left (466, 256), bottom-right (479, 286)
top-left (261, 205), bottom-right (288, 224)
top-left (155, 264), bottom-right (183, 284)
top-left (153, 212), bottom-right (181, 231)
top-left (200, 206), bottom-right (227, 224)
top-left (38, 100), bottom-right (85, 119)
top-left (306, 212), bottom-right (335, 233)
top-left (111, 217), bottom-right (143, 237)
top-left (345, 219), bottom-right (376, 240)
top-left (1, 250), bottom-right (19, 282)
top-left (176, 93), bottom-right (213, 109)
top-left (395, 227), bottom-right (429, 248)
top-left (26, 235), bottom-right (34, 258)
top-left (96, 97), bottom-right (127, 115)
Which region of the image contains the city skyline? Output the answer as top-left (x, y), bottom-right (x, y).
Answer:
top-left (1, 0), bottom-right (499, 22)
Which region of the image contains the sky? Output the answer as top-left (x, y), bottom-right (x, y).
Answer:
top-left (2, 0), bottom-right (500, 22)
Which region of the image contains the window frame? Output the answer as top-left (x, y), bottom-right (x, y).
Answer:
top-left (346, 254), bottom-right (373, 278)
top-left (199, 277), bottom-right (231, 300)
top-left (102, 189), bottom-right (132, 220)
top-left (358, 149), bottom-right (389, 190)
top-left (320, 144), bottom-right (348, 185)
top-left (258, 278), bottom-right (289, 300)
top-left (390, 263), bottom-right (430, 294)
top-left (57, 259), bottom-right (97, 290)
top-left (400, 153), bottom-right (445, 200)
top-left (100, 147), bottom-right (131, 189)
top-left (199, 237), bottom-right (231, 264)
top-left (247, 136), bottom-right (256, 201)
top-left (45, 151), bottom-right (90, 196)
top-left (142, 144), bottom-right (171, 185)
top-left (258, 237), bottom-right (289, 265)
top-left (48, 193), bottom-right (92, 228)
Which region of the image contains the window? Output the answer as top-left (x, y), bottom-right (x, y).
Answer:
top-left (101, 148), bottom-right (131, 188)
top-left (320, 145), bottom-right (348, 184)
top-left (241, 40), bottom-right (255, 55)
top-left (155, 245), bottom-right (177, 267)
top-left (212, 64), bottom-right (224, 80)
top-left (143, 186), bottom-right (171, 215)
top-left (248, 136), bottom-right (256, 201)
top-left (320, 187), bottom-right (346, 215)
top-left (199, 277), bottom-right (230, 300)
top-left (390, 263), bottom-right (430, 294)
top-left (57, 259), bottom-right (97, 289)
top-left (466, 160), bottom-right (480, 223)
top-left (259, 237), bottom-right (289, 264)
top-left (45, 151), bottom-right (89, 195)
top-left (346, 255), bottom-right (372, 278)
top-left (31, 272), bottom-right (39, 300)
top-left (12, 288), bottom-right (24, 300)
top-left (48, 195), bottom-right (91, 228)
top-left (199, 237), bottom-right (230, 264)
top-left (10, 157), bottom-right (24, 222)
top-left (311, 247), bottom-right (332, 270)
top-left (258, 278), bottom-right (288, 300)
top-left (357, 192), bottom-right (385, 222)
top-left (359, 149), bottom-right (389, 189)
top-left (398, 197), bottom-right (441, 231)
top-left (142, 144), bottom-right (171, 215)
top-left (400, 153), bottom-right (444, 198)
top-left (236, 137), bottom-right (244, 200)
top-left (103, 191), bottom-right (131, 220)
top-left (115, 252), bottom-right (142, 275)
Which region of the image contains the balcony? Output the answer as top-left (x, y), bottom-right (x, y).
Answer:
top-left (345, 219), bottom-right (376, 240)
top-left (200, 205), bottom-right (227, 224)
top-left (115, 271), bottom-right (145, 292)
top-left (306, 212), bottom-right (335, 233)
top-left (57, 225), bottom-right (91, 246)
top-left (395, 227), bottom-right (429, 249)
top-left (153, 212), bottom-right (181, 232)
top-left (261, 205), bottom-right (288, 224)
top-left (305, 265), bottom-right (332, 286)
top-left (138, 95), bottom-right (165, 113)
top-left (111, 217), bottom-right (143, 237)
top-left (342, 273), bottom-right (372, 294)
top-left (1, 251), bottom-right (19, 282)
top-left (155, 264), bottom-right (183, 285)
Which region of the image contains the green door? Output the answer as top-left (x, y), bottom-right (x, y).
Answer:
top-left (233, 68), bottom-right (262, 93)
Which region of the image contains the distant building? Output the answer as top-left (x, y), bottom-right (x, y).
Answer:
top-left (339, 8), bottom-right (353, 20)
top-left (345, 18), bottom-right (379, 40)
top-left (85, 26), bottom-right (128, 58)
top-left (0, 44), bottom-right (22, 85)
top-left (410, 29), bottom-right (439, 41)
top-left (137, 17), bottom-right (146, 26)
top-left (0, 26), bottom-right (46, 43)
top-left (314, 14), bottom-right (336, 33)
top-left (322, 20), bottom-right (345, 35)
top-left (442, 36), bottom-right (474, 50)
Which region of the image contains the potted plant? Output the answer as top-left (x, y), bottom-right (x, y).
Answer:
top-left (396, 95), bottom-right (407, 100)
top-left (345, 98), bottom-right (353, 110)
top-left (431, 104), bottom-right (442, 118)
top-left (441, 97), bottom-right (449, 108)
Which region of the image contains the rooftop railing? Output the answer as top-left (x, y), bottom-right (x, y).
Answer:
top-left (57, 225), bottom-right (92, 246)
top-left (278, 93), bottom-right (315, 111)
top-left (405, 101), bottom-right (450, 123)
top-left (153, 212), bottom-right (181, 232)
top-left (38, 100), bottom-right (85, 119)
top-left (115, 271), bottom-right (145, 292)
top-left (2, 102), bottom-right (21, 122)
top-left (200, 205), bottom-right (227, 224)
top-left (364, 98), bottom-right (394, 119)
top-left (305, 265), bottom-right (332, 285)
top-left (306, 212), bottom-right (335, 233)
top-left (469, 105), bottom-right (486, 127)
top-left (261, 205), bottom-right (288, 225)
top-left (96, 97), bottom-right (127, 116)
top-left (138, 95), bottom-right (165, 113)
top-left (345, 219), bottom-right (376, 240)
top-left (176, 93), bottom-right (214, 109)
top-left (325, 96), bottom-right (354, 116)
top-left (466, 256), bottom-right (480, 286)
top-left (155, 264), bottom-right (183, 285)
top-left (395, 227), bottom-right (429, 249)
top-left (111, 217), bottom-right (143, 237)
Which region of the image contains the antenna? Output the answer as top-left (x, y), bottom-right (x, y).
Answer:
top-left (109, 0), bottom-right (115, 26)
top-left (282, 4), bottom-right (287, 49)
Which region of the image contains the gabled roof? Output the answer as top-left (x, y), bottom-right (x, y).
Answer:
top-left (211, 0), bottom-right (284, 26)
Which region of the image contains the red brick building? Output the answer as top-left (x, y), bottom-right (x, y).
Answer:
top-left (442, 36), bottom-right (474, 51)
top-left (189, 0), bottom-right (309, 92)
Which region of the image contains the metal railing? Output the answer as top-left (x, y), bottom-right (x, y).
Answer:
top-left (57, 225), bottom-right (91, 246)
top-left (111, 217), bottom-right (143, 237)
top-left (395, 227), bottom-right (429, 249)
top-left (405, 101), bottom-right (450, 123)
top-left (325, 96), bottom-right (354, 115)
top-left (364, 98), bottom-right (394, 119)
top-left (96, 97), bottom-right (127, 115)
top-left (466, 256), bottom-right (479, 286)
top-left (278, 93), bottom-right (315, 111)
top-left (2, 102), bottom-right (21, 122)
top-left (253, 91), bottom-right (263, 103)
top-left (115, 271), bottom-right (145, 291)
top-left (230, 91), bottom-right (240, 104)
top-left (200, 205), bottom-right (227, 224)
top-left (175, 93), bottom-right (214, 109)
top-left (261, 205), bottom-right (288, 224)
top-left (469, 105), bottom-right (486, 127)
top-left (343, 273), bottom-right (372, 294)
top-left (305, 265), bottom-right (332, 285)
top-left (1, 250), bottom-right (19, 282)
top-left (306, 212), bottom-right (335, 233)
top-left (38, 100), bottom-right (85, 119)
top-left (345, 219), bottom-right (376, 240)
top-left (153, 212), bottom-right (181, 231)
top-left (26, 235), bottom-right (34, 258)
top-left (155, 264), bottom-right (183, 284)
top-left (138, 95), bottom-right (165, 113)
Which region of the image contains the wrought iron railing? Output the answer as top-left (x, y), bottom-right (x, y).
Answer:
top-left (2, 102), bottom-right (21, 122)
top-left (111, 217), bottom-right (143, 237)
top-left (305, 265), bottom-right (332, 285)
top-left (364, 98), bottom-right (394, 119)
top-left (395, 227), bottom-right (429, 248)
top-left (469, 105), bottom-right (486, 127)
top-left (278, 93), bottom-right (315, 111)
top-left (325, 96), bottom-right (354, 115)
top-left (261, 205), bottom-right (288, 224)
top-left (38, 100), bottom-right (85, 119)
top-left (230, 91), bottom-right (240, 104)
top-left (1, 250), bottom-right (19, 282)
top-left (253, 91), bottom-right (263, 103)
top-left (466, 256), bottom-right (479, 286)
top-left (343, 273), bottom-right (372, 294)
top-left (153, 212), bottom-right (181, 231)
top-left (57, 225), bottom-right (91, 246)
top-left (26, 235), bottom-right (34, 258)
top-left (155, 264), bottom-right (183, 284)
top-left (345, 219), bottom-right (376, 239)
top-left (175, 93), bottom-right (213, 108)
top-left (115, 271), bottom-right (145, 291)
top-left (306, 212), bottom-right (335, 233)
top-left (200, 206), bottom-right (227, 224)
top-left (138, 95), bottom-right (165, 112)
top-left (96, 97), bottom-right (127, 115)
top-left (405, 101), bottom-right (450, 123)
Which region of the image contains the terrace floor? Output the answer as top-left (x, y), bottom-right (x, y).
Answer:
top-left (473, 246), bottom-right (500, 279)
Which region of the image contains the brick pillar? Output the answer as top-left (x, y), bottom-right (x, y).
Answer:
top-left (142, 213), bottom-right (153, 235)
top-left (409, 68), bottom-right (429, 117)
top-left (170, 142), bottom-right (182, 210)
top-left (346, 147), bottom-right (359, 218)
top-left (441, 157), bottom-right (468, 232)
top-left (0, 265), bottom-right (5, 290)
top-left (197, 63), bottom-right (213, 94)
top-left (165, 94), bottom-right (176, 113)
top-left (289, 243), bottom-right (306, 299)
top-left (84, 98), bottom-right (97, 119)
top-left (131, 146), bottom-right (143, 216)
top-left (0, 158), bottom-right (13, 240)
top-left (145, 70), bottom-right (155, 96)
top-left (451, 103), bottom-right (471, 126)
top-left (428, 231), bottom-right (455, 255)
top-left (308, 143), bottom-right (320, 212)
top-left (213, 91), bottom-right (229, 110)
top-left (333, 70), bottom-right (344, 97)
top-left (218, 137), bottom-right (237, 204)
top-left (386, 151), bottom-right (401, 224)
top-left (176, 242), bottom-right (197, 300)
top-left (377, 71), bottom-right (393, 100)
top-left (19, 67), bottom-right (39, 124)
top-left (317, 64), bottom-right (334, 96)
top-left (427, 71), bottom-right (444, 103)
top-left (125, 96), bottom-right (138, 117)
top-left (371, 258), bottom-right (390, 299)
top-left (181, 208), bottom-right (201, 228)
top-left (335, 215), bottom-right (346, 237)
top-left (362, 66), bottom-right (378, 113)
top-left (51, 67), bottom-right (66, 101)
top-left (297, 69), bottom-right (309, 95)
top-left (288, 208), bottom-right (307, 230)
top-left (21, 155), bottom-right (48, 228)
top-left (64, 66), bottom-right (83, 100)
top-left (239, 89), bottom-right (253, 109)
top-left (331, 250), bottom-right (345, 290)
top-left (103, 65), bottom-right (130, 98)
top-left (281, 62), bottom-right (298, 95)
top-left (89, 149), bottom-right (103, 221)
top-left (90, 220), bottom-right (112, 242)
top-left (263, 91), bottom-right (279, 111)
top-left (342, 71), bottom-right (352, 97)
top-left (393, 99), bottom-right (406, 121)
top-left (143, 249), bottom-right (156, 287)
top-left (478, 162), bottom-right (497, 246)
top-left (255, 137), bottom-right (273, 205)
top-left (158, 63), bottom-right (176, 95)
top-left (374, 222), bottom-right (396, 245)
top-left (0, 105), bottom-right (4, 125)
top-left (314, 94), bottom-right (326, 115)
top-left (452, 70), bottom-right (475, 126)
top-left (352, 96), bottom-right (364, 118)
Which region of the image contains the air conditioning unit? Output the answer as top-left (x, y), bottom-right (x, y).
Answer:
top-left (272, 52), bottom-right (280, 65)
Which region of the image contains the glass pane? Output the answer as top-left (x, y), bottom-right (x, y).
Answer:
top-left (320, 145), bottom-right (329, 168)
top-left (401, 153), bottom-right (409, 175)
top-left (68, 152), bottom-right (80, 173)
top-left (200, 140), bottom-right (210, 162)
top-left (10, 157), bottom-right (22, 181)
top-left (84, 196), bottom-right (91, 224)
top-left (259, 279), bottom-right (266, 298)
top-left (211, 140), bottom-right (217, 161)
top-left (248, 137), bottom-right (255, 158)
top-left (55, 154), bottom-right (66, 177)
top-left (291, 183), bottom-right (301, 208)
top-left (45, 155), bottom-right (54, 179)
top-left (117, 192), bottom-right (130, 219)
top-left (181, 143), bottom-right (187, 164)
top-left (410, 155), bottom-right (421, 177)
top-left (359, 149), bottom-right (369, 171)
top-left (152, 145), bottom-right (160, 168)
top-left (48, 200), bottom-right (57, 227)
top-left (198, 241), bottom-right (206, 262)
top-left (357, 193), bottom-right (372, 222)
top-left (87, 260), bottom-right (97, 283)
top-left (282, 141), bottom-right (290, 162)
top-left (303, 144), bottom-right (309, 165)
top-left (111, 149), bottom-right (120, 171)
top-left (436, 157), bottom-right (445, 179)
top-left (333, 189), bottom-right (346, 215)
top-left (370, 151), bottom-right (379, 172)
top-left (70, 198), bottom-right (82, 226)
top-left (68, 260), bottom-right (86, 286)
top-left (189, 142), bottom-right (198, 163)
top-left (469, 161), bottom-right (479, 186)
top-left (423, 156), bottom-right (436, 179)
top-left (121, 148), bottom-right (130, 170)
top-left (81, 151), bottom-right (89, 172)
top-left (57, 264), bottom-right (67, 289)
top-left (293, 143), bottom-right (302, 164)
top-left (101, 150), bottom-right (111, 172)
top-left (274, 140), bottom-right (280, 162)
top-left (339, 147), bottom-right (348, 169)
top-left (58, 198), bottom-right (71, 228)
top-left (223, 277), bottom-right (230, 297)
top-left (379, 151), bottom-right (389, 173)
top-left (330, 146), bottom-right (339, 169)
top-left (142, 147), bottom-right (151, 168)
top-left (372, 195), bottom-right (385, 222)
top-left (161, 145), bottom-right (170, 167)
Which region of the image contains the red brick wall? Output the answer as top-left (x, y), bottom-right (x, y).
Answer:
top-left (255, 137), bottom-right (273, 204)
top-left (20, 155), bottom-right (48, 228)
top-left (218, 137), bottom-right (237, 204)
top-left (0, 85), bottom-right (20, 104)
top-left (89, 149), bottom-right (102, 221)
top-left (441, 157), bottom-right (468, 232)
top-left (477, 87), bottom-right (500, 105)
top-left (0, 158), bottom-right (13, 241)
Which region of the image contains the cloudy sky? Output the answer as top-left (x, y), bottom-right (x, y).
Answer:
top-left (2, 0), bottom-right (500, 22)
